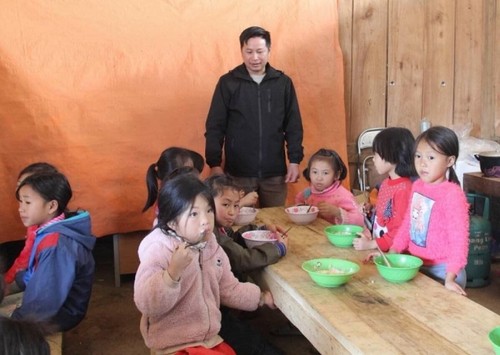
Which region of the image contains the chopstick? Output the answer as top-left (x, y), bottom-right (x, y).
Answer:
top-left (306, 204), bottom-right (313, 212)
top-left (279, 226), bottom-right (293, 239)
top-left (375, 243), bottom-right (392, 268)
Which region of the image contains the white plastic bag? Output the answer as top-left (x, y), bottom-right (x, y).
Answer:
top-left (452, 123), bottom-right (500, 185)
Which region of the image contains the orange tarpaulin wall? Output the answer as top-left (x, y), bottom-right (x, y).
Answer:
top-left (0, 0), bottom-right (346, 241)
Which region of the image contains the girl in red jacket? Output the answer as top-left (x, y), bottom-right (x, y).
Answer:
top-left (353, 127), bottom-right (416, 251)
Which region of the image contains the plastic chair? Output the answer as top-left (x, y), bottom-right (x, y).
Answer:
top-left (356, 127), bottom-right (384, 191)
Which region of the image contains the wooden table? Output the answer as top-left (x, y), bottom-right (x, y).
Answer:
top-left (463, 172), bottom-right (500, 197)
top-left (253, 207), bottom-right (500, 354)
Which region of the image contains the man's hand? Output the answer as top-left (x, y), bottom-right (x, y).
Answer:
top-left (285, 163), bottom-right (300, 183)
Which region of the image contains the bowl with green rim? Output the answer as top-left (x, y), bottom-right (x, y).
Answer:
top-left (489, 326), bottom-right (500, 355)
top-left (302, 258), bottom-right (360, 287)
top-left (373, 254), bottom-right (423, 283)
top-left (324, 225), bottom-right (364, 248)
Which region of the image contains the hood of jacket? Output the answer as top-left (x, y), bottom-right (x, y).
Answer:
top-left (38, 210), bottom-right (96, 251)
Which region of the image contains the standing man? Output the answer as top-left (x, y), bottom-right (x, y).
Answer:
top-left (205, 26), bottom-right (304, 207)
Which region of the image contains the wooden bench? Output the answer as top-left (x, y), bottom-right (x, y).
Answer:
top-left (113, 230), bottom-right (148, 287)
top-left (47, 332), bottom-right (62, 355)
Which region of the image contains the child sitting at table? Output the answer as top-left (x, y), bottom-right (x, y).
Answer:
top-left (134, 174), bottom-right (275, 354)
top-left (4, 162), bottom-right (59, 295)
top-left (205, 174), bottom-right (288, 279)
top-left (353, 127), bottom-right (416, 251)
top-left (143, 146), bottom-right (261, 217)
top-left (295, 148), bottom-right (364, 226)
top-left (206, 174), bottom-right (288, 354)
top-left (11, 172), bottom-right (96, 331)
top-left (388, 126), bottom-right (469, 295)
top-left (142, 146), bottom-right (205, 213)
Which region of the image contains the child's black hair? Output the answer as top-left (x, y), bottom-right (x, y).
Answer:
top-left (415, 126), bottom-right (460, 185)
top-left (17, 162), bottom-right (58, 179)
top-left (204, 174), bottom-right (241, 199)
top-left (303, 149), bottom-right (347, 182)
top-left (164, 166), bottom-right (200, 182)
top-left (157, 174), bottom-right (215, 233)
top-left (143, 147), bottom-right (205, 212)
top-left (16, 172), bottom-right (72, 215)
top-left (372, 127), bottom-right (417, 178)
top-left (0, 316), bottom-right (50, 355)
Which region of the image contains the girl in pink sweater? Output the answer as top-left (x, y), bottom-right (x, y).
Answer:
top-left (390, 126), bottom-right (469, 295)
top-left (354, 127), bottom-right (416, 251)
top-left (134, 174), bottom-right (274, 354)
top-left (295, 148), bottom-right (364, 226)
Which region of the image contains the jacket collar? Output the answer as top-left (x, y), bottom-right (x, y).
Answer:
top-left (231, 63), bottom-right (282, 81)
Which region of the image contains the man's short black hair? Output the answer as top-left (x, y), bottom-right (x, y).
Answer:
top-left (239, 26), bottom-right (271, 49)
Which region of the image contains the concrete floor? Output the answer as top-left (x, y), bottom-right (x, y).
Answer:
top-left (62, 236), bottom-right (500, 355)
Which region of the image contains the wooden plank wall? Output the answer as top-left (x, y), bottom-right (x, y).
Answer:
top-left (338, 0), bottom-right (499, 189)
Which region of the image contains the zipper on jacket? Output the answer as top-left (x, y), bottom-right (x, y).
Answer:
top-left (198, 250), bottom-right (211, 340)
top-left (257, 85), bottom-right (263, 178)
top-left (267, 89), bottom-right (271, 113)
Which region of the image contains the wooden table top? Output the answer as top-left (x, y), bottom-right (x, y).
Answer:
top-left (253, 207), bottom-right (500, 354)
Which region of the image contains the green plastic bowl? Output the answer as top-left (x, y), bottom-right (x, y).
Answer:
top-left (374, 254), bottom-right (423, 283)
top-left (302, 258), bottom-right (360, 287)
top-left (489, 326), bottom-right (500, 355)
top-left (324, 225), bottom-right (364, 248)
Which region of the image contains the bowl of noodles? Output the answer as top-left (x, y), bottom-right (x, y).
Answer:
top-left (324, 225), bottom-right (364, 248)
top-left (241, 230), bottom-right (277, 249)
top-left (285, 205), bottom-right (319, 225)
top-left (373, 254), bottom-right (423, 283)
top-left (234, 207), bottom-right (259, 225)
top-left (301, 258), bottom-right (360, 287)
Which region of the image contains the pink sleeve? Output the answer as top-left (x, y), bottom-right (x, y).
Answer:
top-left (295, 190), bottom-right (305, 205)
top-left (443, 188), bottom-right (470, 275)
top-left (336, 188), bottom-right (364, 226)
top-left (218, 249), bottom-right (261, 311)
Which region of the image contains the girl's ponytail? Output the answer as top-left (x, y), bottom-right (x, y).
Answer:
top-left (142, 163), bottom-right (159, 212)
top-left (448, 166), bottom-right (461, 186)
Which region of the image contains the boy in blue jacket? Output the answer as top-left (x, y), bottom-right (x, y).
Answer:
top-left (11, 172), bottom-right (95, 331)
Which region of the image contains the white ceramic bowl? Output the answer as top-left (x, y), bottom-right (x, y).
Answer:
top-left (241, 230), bottom-right (277, 248)
top-left (285, 205), bottom-right (319, 225)
top-left (234, 207), bottom-right (258, 225)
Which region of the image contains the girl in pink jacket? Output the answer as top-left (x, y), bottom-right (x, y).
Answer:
top-left (295, 148), bottom-right (364, 226)
top-left (134, 175), bottom-right (274, 354)
top-left (390, 126), bottom-right (469, 295)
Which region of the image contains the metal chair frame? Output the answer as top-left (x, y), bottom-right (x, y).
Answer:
top-left (356, 127), bottom-right (385, 191)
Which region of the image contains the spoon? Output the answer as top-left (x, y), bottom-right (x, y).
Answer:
top-left (313, 261), bottom-right (322, 271)
top-left (375, 243), bottom-right (392, 268)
